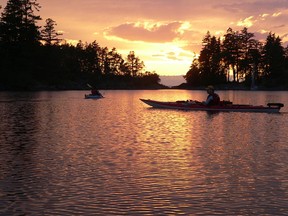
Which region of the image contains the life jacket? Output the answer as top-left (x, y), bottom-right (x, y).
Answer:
top-left (207, 93), bottom-right (220, 105)
top-left (91, 89), bottom-right (99, 95)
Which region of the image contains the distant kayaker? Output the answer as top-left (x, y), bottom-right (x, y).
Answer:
top-left (91, 89), bottom-right (100, 95)
top-left (203, 85), bottom-right (220, 106)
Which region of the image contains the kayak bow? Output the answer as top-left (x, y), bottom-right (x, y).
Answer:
top-left (140, 99), bottom-right (284, 113)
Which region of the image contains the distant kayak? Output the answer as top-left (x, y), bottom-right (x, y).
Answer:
top-left (85, 94), bottom-right (104, 99)
top-left (140, 99), bottom-right (284, 113)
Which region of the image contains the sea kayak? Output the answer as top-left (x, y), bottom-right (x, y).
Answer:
top-left (140, 99), bottom-right (284, 113)
top-left (85, 94), bottom-right (104, 99)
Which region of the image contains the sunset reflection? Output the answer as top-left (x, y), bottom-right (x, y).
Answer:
top-left (0, 90), bottom-right (288, 215)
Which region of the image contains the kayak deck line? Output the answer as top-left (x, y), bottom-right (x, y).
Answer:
top-left (140, 99), bottom-right (284, 113)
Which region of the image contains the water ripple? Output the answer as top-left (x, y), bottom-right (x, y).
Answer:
top-left (0, 91), bottom-right (288, 215)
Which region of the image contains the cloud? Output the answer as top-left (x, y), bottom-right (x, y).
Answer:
top-left (21, 1), bottom-right (288, 53)
top-left (105, 21), bottom-right (185, 43)
top-left (166, 52), bottom-right (181, 61)
top-left (237, 16), bottom-right (255, 28)
top-left (251, 11), bottom-right (288, 41)
top-left (216, 1), bottom-right (288, 14)
top-left (83, 0), bottom-right (220, 20)
top-left (273, 24), bottom-right (286, 29)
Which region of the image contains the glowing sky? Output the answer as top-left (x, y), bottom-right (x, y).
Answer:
top-left (1, 0), bottom-right (288, 76)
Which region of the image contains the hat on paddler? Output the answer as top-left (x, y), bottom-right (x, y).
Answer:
top-left (206, 85), bottom-right (214, 90)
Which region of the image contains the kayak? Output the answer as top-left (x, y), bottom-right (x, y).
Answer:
top-left (140, 99), bottom-right (284, 113)
top-left (85, 94), bottom-right (103, 99)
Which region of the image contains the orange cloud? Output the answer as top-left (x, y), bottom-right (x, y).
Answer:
top-left (105, 21), bottom-right (183, 43)
top-left (237, 16), bottom-right (255, 28)
top-left (2, 0), bottom-right (287, 76)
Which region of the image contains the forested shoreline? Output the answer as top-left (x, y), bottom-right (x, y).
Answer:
top-left (0, 0), bottom-right (165, 91)
top-left (1, 0), bottom-right (287, 91)
top-left (184, 28), bottom-right (288, 90)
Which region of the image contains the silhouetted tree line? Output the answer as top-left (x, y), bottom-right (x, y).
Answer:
top-left (0, 0), bottom-right (161, 90)
top-left (185, 28), bottom-right (288, 88)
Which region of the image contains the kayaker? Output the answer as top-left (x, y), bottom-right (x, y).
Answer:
top-left (203, 85), bottom-right (220, 105)
top-left (91, 89), bottom-right (101, 96)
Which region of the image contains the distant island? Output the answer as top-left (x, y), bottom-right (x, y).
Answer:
top-left (0, 0), bottom-right (287, 91)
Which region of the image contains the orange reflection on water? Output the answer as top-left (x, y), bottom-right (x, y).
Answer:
top-left (1, 90), bottom-right (288, 215)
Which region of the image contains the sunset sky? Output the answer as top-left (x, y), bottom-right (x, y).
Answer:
top-left (1, 0), bottom-right (288, 79)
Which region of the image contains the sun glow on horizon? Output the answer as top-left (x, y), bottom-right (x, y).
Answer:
top-left (101, 31), bottom-right (196, 75)
top-left (3, 0), bottom-right (286, 76)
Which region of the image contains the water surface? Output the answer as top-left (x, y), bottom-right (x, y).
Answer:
top-left (0, 90), bottom-right (288, 215)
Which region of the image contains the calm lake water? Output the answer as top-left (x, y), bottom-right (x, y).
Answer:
top-left (1, 90), bottom-right (288, 215)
